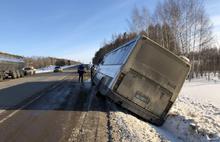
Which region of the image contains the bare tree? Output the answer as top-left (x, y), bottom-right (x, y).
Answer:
top-left (24, 56), bottom-right (78, 69)
top-left (128, 6), bottom-right (152, 34)
top-left (93, 0), bottom-right (217, 77)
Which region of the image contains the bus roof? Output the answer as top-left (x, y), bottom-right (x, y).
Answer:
top-left (104, 35), bottom-right (141, 57)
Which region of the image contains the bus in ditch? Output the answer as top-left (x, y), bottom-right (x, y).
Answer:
top-left (93, 34), bottom-right (191, 125)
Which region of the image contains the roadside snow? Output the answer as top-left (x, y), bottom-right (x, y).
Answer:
top-left (163, 96), bottom-right (220, 142)
top-left (181, 78), bottom-right (220, 108)
top-left (163, 77), bottom-right (220, 142)
top-left (0, 57), bottom-right (24, 63)
top-left (110, 111), bottom-right (174, 142)
top-left (35, 65), bottom-right (79, 74)
top-left (35, 65), bottom-right (56, 74)
top-left (110, 77), bottom-right (220, 142)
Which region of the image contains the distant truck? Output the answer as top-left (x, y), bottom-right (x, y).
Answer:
top-left (0, 52), bottom-right (25, 81)
top-left (93, 34), bottom-right (191, 125)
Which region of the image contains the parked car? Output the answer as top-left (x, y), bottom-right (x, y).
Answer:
top-left (54, 66), bottom-right (63, 72)
top-left (23, 67), bottom-right (36, 75)
top-left (93, 34), bottom-right (191, 126)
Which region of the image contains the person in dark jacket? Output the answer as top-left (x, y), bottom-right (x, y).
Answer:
top-left (77, 64), bottom-right (86, 83)
top-left (90, 64), bottom-right (95, 80)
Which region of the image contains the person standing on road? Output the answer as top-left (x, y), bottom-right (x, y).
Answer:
top-left (90, 64), bottom-right (95, 81)
top-left (77, 64), bottom-right (86, 83)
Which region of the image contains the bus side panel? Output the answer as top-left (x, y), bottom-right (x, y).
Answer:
top-left (95, 38), bottom-right (139, 94)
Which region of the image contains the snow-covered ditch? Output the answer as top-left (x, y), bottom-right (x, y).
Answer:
top-left (109, 77), bottom-right (220, 142)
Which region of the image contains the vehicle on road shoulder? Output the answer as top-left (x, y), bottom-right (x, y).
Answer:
top-left (54, 66), bottom-right (63, 72)
top-left (23, 66), bottom-right (36, 76)
top-left (0, 52), bottom-right (25, 81)
top-left (93, 34), bottom-right (191, 125)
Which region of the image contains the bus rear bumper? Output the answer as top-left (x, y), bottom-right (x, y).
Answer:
top-left (106, 90), bottom-right (167, 126)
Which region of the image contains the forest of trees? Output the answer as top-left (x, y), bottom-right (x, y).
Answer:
top-left (92, 32), bottom-right (137, 64)
top-left (93, 0), bottom-right (220, 78)
top-left (24, 56), bottom-right (79, 69)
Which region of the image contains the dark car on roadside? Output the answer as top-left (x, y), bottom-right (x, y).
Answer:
top-left (54, 66), bottom-right (63, 72)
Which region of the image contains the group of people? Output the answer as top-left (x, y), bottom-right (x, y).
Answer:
top-left (77, 64), bottom-right (95, 83)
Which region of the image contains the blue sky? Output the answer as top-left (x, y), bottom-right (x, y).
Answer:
top-left (205, 0), bottom-right (220, 45)
top-left (0, 0), bottom-right (219, 63)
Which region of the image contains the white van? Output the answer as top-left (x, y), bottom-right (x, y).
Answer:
top-left (93, 34), bottom-right (191, 125)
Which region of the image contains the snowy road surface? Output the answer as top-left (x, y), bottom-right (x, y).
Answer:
top-left (0, 71), bottom-right (219, 142)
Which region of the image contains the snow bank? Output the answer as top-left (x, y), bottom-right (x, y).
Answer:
top-left (163, 96), bottom-right (220, 142)
top-left (61, 64), bottom-right (79, 69)
top-left (109, 77), bottom-right (220, 142)
top-left (108, 101), bottom-right (178, 142)
top-left (110, 111), bottom-right (174, 142)
top-left (35, 65), bottom-right (56, 74)
top-left (181, 78), bottom-right (220, 108)
top-left (0, 57), bottom-right (24, 63)
top-left (162, 77), bottom-right (220, 141)
top-left (35, 64), bottom-right (79, 74)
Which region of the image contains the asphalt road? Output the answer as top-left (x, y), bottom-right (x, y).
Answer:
top-left (0, 70), bottom-right (111, 142)
top-left (0, 72), bottom-right (70, 109)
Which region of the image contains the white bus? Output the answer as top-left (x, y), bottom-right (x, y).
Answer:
top-left (93, 34), bottom-right (191, 125)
